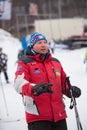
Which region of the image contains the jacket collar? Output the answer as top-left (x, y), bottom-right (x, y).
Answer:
top-left (29, 53), bottom-right (52, 62)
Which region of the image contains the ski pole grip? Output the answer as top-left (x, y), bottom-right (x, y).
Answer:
top-left (66, 76), bottom-right (75, 109)
top-left (66, 76), bottom-right (72, 89)
top-left (66, 76), bottom-right (74, 97)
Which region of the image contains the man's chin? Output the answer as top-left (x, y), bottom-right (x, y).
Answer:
top-left (40, 51), bottom-right (47, 54)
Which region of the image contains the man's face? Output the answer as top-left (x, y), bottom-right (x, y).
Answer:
top-left (32, 40), bottom-right (48, 54)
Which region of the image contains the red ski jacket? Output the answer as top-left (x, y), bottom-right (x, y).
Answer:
top-left (15, 53), bottom-right (68, 123)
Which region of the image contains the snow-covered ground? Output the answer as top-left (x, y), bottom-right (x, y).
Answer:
top-left (0, 29), bottom-right (87, 130)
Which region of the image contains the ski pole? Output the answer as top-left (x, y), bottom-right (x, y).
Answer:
top-left (0, 74), bottom-right (9, 116)
top-left (66, 77), bottom-right (83, 130)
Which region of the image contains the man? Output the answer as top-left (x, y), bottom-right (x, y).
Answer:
top-left (0, 47), bottom-right (9, 83)
top-left (14, 32), bottom-right (81, 130)
top-left (49, 39), bottom-right (56, 54)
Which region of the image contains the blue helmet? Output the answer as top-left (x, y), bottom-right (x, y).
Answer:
top-left (21, 35), bottom-right (30, 51)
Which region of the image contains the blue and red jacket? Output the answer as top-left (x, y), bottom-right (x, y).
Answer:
top-left (15, 52), bottom-right (69, 123)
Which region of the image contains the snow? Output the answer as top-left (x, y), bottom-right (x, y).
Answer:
top-left (0, 29), bottom-right (87, 130)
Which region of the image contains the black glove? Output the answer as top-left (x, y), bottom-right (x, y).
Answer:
top-left (68, 86), bottom-right (81, 98)
top-left (32, 83), bottom-right (53, 96)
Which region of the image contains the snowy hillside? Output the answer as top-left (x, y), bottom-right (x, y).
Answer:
top-left (0, 29), bottom-right (21, 82)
